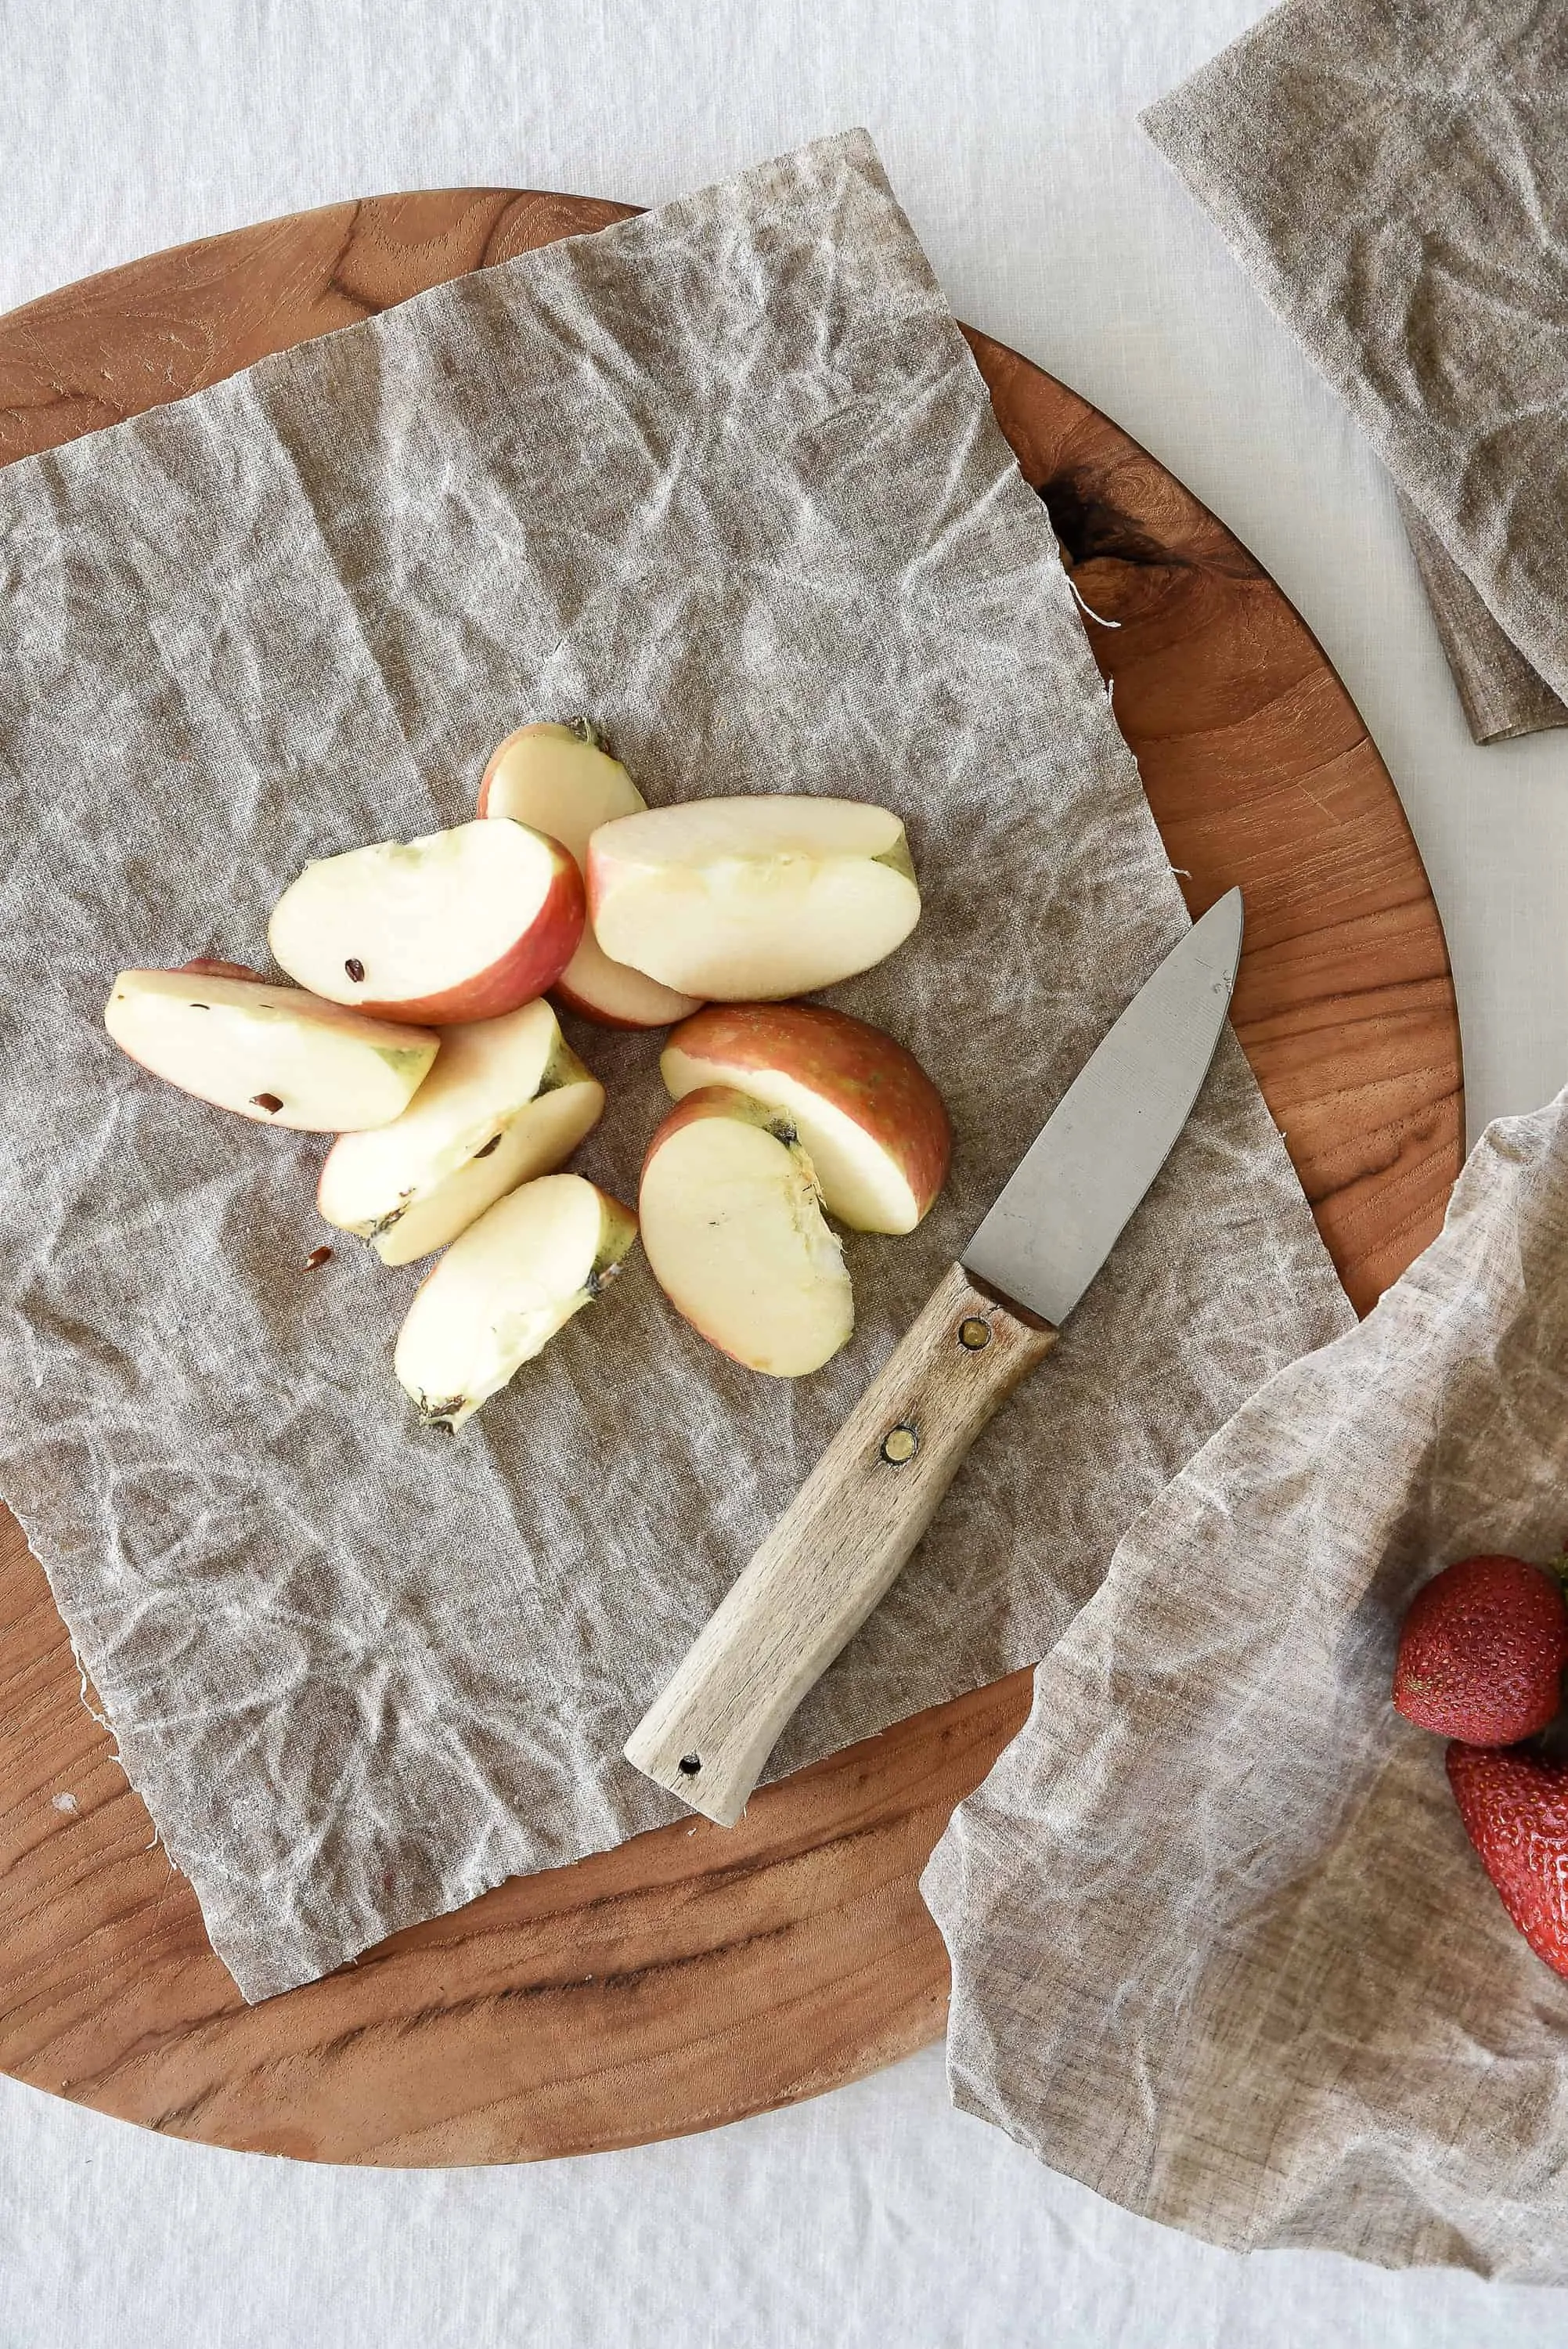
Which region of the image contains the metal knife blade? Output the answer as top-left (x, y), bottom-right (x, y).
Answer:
top-left (962, 887), bottom-right (1244, 1326)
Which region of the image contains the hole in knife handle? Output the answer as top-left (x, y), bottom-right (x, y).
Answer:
top-left (679, 1754), bottom-right (702, 1777)
top-left (880, 1425), bottom-right (919, 1465)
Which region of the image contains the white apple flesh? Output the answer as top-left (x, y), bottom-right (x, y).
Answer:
top-left (395, 1173), bottom-right (639, 1431)
top-left (639, 1087), bottom-right (853, 1377)
top-left (478, 720), bottom-right (702, 1029)
top-left (661, 1001), bottom-right (950, 1234)
top-left (103, 969), bottom-right (439, 1130)
top-left (317, 998), bottom-right (605, 1265)
top-left (587, 796), bottom-right (920, 1001)
top-left (268, 818), bottom-right (585, 1025)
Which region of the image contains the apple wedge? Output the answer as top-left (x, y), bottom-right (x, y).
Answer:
top-left (269, 818), bottom-right (585, 1025)
top-left (180, 958), bottom-right (266, 983)
top-left (395, 1173), bottom-right (638, 1431)
top-left (104, 968), bottom-right (438, 1130)
top-left (639, 1087), bottom-right (853, 1377)
top-left (661, 1002), bottom-right (950, 1234)
top-left (587, 796), bottom-right (920, 1001)
top-left (317, 999), bottom-right (605, 1265)
top-left (478, 720), bottom-right (702, 1030)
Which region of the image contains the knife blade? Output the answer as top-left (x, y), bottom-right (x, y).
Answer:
top-left (963, 886), bottom-right (1245, 1322)
top-left (624, 886), bottom-right (1244, 1824)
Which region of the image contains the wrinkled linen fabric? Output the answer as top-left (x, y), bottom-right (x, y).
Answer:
top-left (0, 128), bottom-right (1349, 2001)
top-left (1143, 0), bottom-right (1568, 746)
top-left (924, 1087), bottom-right (1568, 2279)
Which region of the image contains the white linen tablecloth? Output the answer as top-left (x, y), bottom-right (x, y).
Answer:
top-left (3, 0), bottom-right (1566, 2340)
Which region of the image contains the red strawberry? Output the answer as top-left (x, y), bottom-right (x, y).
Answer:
top-left (1393, 1554), bottom-right (1568, 1745)
top-left (1447, 1743), bottom-right (1568, 1979)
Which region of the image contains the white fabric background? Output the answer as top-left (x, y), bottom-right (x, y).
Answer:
top-left (1, 0), bottom-right (1564, 2341)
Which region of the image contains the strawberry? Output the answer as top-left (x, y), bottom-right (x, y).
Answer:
top-left (1447, 1743), bottom-right (1568, 1979)
top-left (1393, 1553), bottom-right (1568, 1745)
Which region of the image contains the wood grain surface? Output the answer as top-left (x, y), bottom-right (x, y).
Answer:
top-left (627, 1268), bottom-right (1058, 1824)
top-left (0, 189), bottom-right (1463, 2163)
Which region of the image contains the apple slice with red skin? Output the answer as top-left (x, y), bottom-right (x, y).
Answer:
top-left (269, 818), bottom-right (584, 1026)
top-left (105, 969), bottom-right (438, 1130)
top-left (639, 1086), bottom-right (853, 1377)
top-left (661, 1002), bottom-right (950, 1235)
top-left (587, 796), bottom-right (920, 1001)
top-left (478, 720), bottom-right (702, 1030)
top-left (318, 998), bottom-right (605, 1265)
top-left (395, 1172), bottom-right (639, 1431)
top-left (181, 958), bottom-right (267, 984)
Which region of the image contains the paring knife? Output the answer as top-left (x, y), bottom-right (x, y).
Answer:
top-left (624, 886), bottom-right (1245, 1826)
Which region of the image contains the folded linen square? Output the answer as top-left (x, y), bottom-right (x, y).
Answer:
top-left (1145, 0), bottom-right (1568, 745)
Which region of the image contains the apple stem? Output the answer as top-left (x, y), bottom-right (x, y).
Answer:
top-left (414, 1394), bottom-right (464, 1431)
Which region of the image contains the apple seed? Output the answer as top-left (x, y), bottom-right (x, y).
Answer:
top-left (251, 1092), bottom-right (284, 1113)
top-left (344, 958), bottom-right (365, 983)
top-left (304, 1246), bottom-right (333, 1269)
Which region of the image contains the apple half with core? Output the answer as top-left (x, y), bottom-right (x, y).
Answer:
top-left (639, 1086), bottom-right (853, 1377)
top-left (104, 968), bottom-right (438, 1130)
top-left (317, 998), bottom-right (604, 1265)
top-left (269, 818), bottom-right (584, 1025)
top-left (478, 720), bottom-right (702, 1029)
top-left (661, 1001), bottom-right (950, 1234)
top-left (395, 1173), bottom-right (639, 1431)
top-left (587, 796), bottom-right (920, 1001)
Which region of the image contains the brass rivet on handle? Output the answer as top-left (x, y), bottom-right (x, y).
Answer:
top-left (958, 1317), bottom-right (992, 1350)
top-left (881, 1424), bottom-right (919, 1465)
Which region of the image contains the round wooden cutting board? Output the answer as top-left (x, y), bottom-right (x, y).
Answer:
top-left (0, 190), bottom-right (1462, 2165)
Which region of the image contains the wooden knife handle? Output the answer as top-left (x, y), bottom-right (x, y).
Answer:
top-left (623, 1263), bottom-right (1057, 1824)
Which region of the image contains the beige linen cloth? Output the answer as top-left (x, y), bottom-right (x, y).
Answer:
top-left (0, 129), bottom-right (1347, 2001)
top-left (925, 1088), bottom-right (1568, 2279)
top-left (1144, 0), bottom-right (1568, 745)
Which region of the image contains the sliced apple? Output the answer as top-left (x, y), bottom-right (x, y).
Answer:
top-left (587, 796), bottom-right (921, 1001)
top-left (317, 998), bottom-right (605, 1265)
top-left (395, 1173), bottom-right (638, 1431)
top-left (269, 818), bottom-right (585, 1026)
top-left (661, 1001), bottom-right (950, 1234)
top-left (478, 720), bottom-right (702, 1030)
top-left (180, 958), bottom-right (266, 983)
top-left (639, 1086), bottom-right (853, 1377)
top-left (104, 969), bottom-right (438, 1131)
